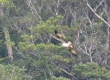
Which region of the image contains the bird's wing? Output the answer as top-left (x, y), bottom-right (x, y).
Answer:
top-left (55, 32), bottom-right (67, 42)
top-left (67, 47), bottom-right (77, 56)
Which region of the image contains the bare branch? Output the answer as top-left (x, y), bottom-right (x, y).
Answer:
top-left (69, 7), bottom-right (76, 20)
top-left (13, 47), bottom-right (26, 58)
top-left (95, 0), bottom-right (104, 11)
top-left (86, 2), bottom-right (110, 27)
top-left (47, 5), bottom-right (55, 15)
top-left (49, 34), bottom-right (65, 43)
top-left (51, 62), bottom-right (73, 76)
top-left (60, 68), bottom-right (73, 76)
top-left (26, 0), bottom-right (42, 21)
top-left (84, 11), bottom-right (93, 25)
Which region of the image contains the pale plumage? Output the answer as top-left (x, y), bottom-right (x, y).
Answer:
top-left (62, 41), bottom-right (77, 56)
top-left (62, 41), bottom-right (73, 48)
top-left (62, 42), bottom-right (70, 47)
top-left (54, 30), bottom-right (77, 56)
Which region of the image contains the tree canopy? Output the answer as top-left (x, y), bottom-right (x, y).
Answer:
top-left (0, 0), bottom-right (110, 80)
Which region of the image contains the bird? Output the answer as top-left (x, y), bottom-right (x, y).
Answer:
top-left (54, 30), bottom-right (67, 42)
top-left (62, 41), bottom-right (73, 48)
top-left (54, 30), bottom-right (77, 56)
top-left (67, 41), bottom-right (74, 48)
top-left (68, 47), bottom-right (77, 56)
top-left (62, 41), bottom-right (77, 56)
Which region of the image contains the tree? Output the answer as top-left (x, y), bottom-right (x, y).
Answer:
top-left (0, 64), bottom-right (31, 80)
top-left (0, 0), bottom-right (110, 80)
top-left (72, 62), bottom-right (110, 80)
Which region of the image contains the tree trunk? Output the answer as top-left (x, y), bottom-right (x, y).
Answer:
top-left (3, 27), bottom-right (13, 62)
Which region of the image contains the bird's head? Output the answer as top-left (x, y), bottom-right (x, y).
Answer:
top-left (54, 30), bottom-right (58, 34)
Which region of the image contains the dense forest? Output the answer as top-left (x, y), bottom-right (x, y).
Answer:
top-left (0, 0), bottom-right (110, 80)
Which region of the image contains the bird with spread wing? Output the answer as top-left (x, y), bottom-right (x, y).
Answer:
top-left (54, 30), bottom-right (77, 56)
top-left (54, 30), bottom-right (67, 42)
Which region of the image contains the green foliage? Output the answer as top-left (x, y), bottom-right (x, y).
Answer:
top-left (0, 37), bottom-right (7, 57)
top-left (52, 55), bottom-right (72, 63)
top-left (72, 62), bottom-right (110, 79)
top-left (18, 41), bottom-right (60, 52)
top-left (18, 42), bottom-right (36, 51)
top-left (0, 0), bottom-right (9, 3)
top-left (0, 64), bottom-right (31, 80)
top-left (30, 16), bottom-right (68, 34)
top-left (51, 76), bottom-right (70, 80)
top-left (0, 64), bottom-right (5, 80)
top-left (0, 0), bottom-right (14, 10)
top-left (0, 0), bottom-right (110, 80)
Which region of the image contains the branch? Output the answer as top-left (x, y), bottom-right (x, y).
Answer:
top-left (95, 0), bottom-right (104, 11)
top-left (60, 68), bottom-right (73, 76)
top-left (13, 47), bottom-right (26, 58)
top-left (51, 62), bottom-right (73, 76)
top-left (49, 34), bottom-right (65, 43)
top-left (69, 7), bottom-right (76, 20)
top-left (84, 11), bottom-right (93, 25)
top-left (86, 1), bottom-right (110, 27)
top-left (26, 0), bottom-right (42, 21)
